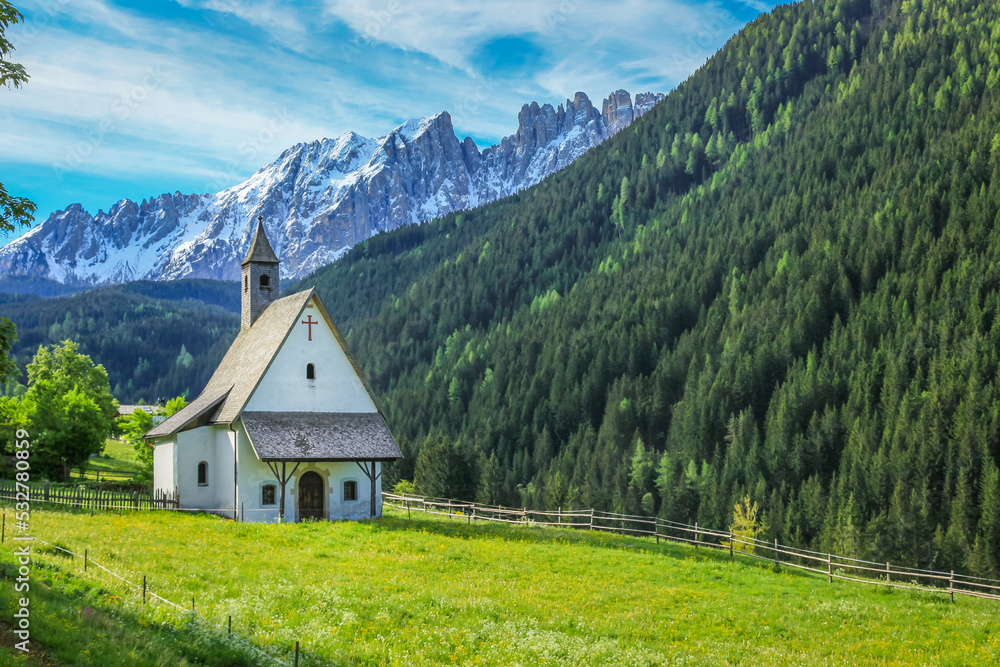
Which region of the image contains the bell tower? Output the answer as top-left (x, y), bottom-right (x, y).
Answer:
top-left (241, 216), bottom-right (280, 329)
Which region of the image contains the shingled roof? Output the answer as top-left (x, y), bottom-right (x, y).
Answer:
top-left (242, 217), bottom-right (279, 265)
top-left (241, 412), bottom-right (402, 461)
top-left (145, 289), bottom-right (313, 438)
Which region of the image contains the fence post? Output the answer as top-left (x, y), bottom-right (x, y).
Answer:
top-left (774, 538), bottom-right (778, 566)
top-left (729, 530), bottom-right (733, 557)
top-left (44, 481), bottom-right (50, 501)
top-left (143, 575), bottom-right (147, 603)
top-left (589, 509), bottom-right (594, 531)
top-left (467, 506), bottom-right (472, 525)
top-left (471, 506), bottom-right (476, 523)
top-left (655, 519), bottom-right (660, 545)
top-left (84, 549), bottom-right (88, 572)
top-left (827, 554), bottom-right (832, 583)
top-left (886, 562), bottom-right (890, 584)
top-left (695, 523), bottom-right (698, 550)
top-left (228, 615), bottom-right (232, 636)
top-left (950, 571), bottom-right (955, 603)
top-left (295, 641), bottom-right (300, 667)
top-left (1, 513), bottom-right (4, 544)
top-left (407, 500), bottom-right (411, 520)
top-left (192, 597), bottom-right (196, 613)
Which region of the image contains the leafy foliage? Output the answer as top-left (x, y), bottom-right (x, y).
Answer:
top-left (8, 340), bottom-right (118, 480)
top-left (119, 396), bottom-right (187, 475)
top-left (730, 495), bottom-right (762, 554)
top-left (121, 410), bottom-right (155, 469)
top-left (0, 1), bottom-right (28, 89)
top-left (0, 316), bottom-right (17, 384)
top-left (0, 1), bottom-right (34, 234)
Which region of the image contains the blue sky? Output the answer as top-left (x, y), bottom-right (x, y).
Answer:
top-left (1, 0), bottom-right (776, 241)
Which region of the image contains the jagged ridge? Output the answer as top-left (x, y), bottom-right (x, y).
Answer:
top-left (0, 90), bottom-right (662, 284)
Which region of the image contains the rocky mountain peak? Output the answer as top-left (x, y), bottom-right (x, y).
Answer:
top-left (0, 88), bottom-right (663, 285)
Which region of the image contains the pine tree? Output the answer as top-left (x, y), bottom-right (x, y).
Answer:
top-left (477, 451), bottom-right (505, 505)
top-left (414, 432), bottom-right (452, 498)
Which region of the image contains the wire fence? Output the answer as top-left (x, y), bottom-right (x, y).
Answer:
top-left (5, 532), bottom-right (304, 666)
top-left (382, 492), bottom-right (1000, 603)
top-left (3, 480), bottom-right (997, 611)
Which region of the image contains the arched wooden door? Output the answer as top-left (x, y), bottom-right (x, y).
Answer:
top-left (298, 471), bottom-right (325, 521)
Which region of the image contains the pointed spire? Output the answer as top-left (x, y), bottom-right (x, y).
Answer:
top-left (242, 215), bottom-right (279, 265)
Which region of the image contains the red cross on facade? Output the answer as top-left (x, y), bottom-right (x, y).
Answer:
top-left (301, 315), bottom-right (318, 341)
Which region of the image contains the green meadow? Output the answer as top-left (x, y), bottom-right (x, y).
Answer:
top-left (1, 505), bottom-right (998, 666)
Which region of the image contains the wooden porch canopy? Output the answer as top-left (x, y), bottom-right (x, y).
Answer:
top-left (240, 412), bottom-right (402, 520)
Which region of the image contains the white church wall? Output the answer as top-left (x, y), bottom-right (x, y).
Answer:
top-left (213, 426), bottom-right (236, 517)
top-left (244, 296), bottom-right (377, 414)
top-left (152, 441), bottom-right (176, 496)
top-left (175, 428), bottom-right (216, 510)
top-left (323, 461), bottom-right (381, 520)
top-left (234, 419), bottom-right (284, 523)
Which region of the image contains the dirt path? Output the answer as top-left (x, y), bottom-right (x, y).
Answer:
top-left (0, 618), bottom-right (60, 666)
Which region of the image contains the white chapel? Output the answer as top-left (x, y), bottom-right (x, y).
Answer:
top-left (144, 217), bottom-right (402, 522)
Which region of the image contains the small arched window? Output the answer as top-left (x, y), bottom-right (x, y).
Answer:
top-left (343, 480), bottom-right (358, 501)
top-left (259, 274), bottom-right (270, 288)
top-left (244, 275), bottom-right (248, 292)
top-left (306, 363), bottom-right (315, 380)
top-left (197, 461), bottom-right (209, 486)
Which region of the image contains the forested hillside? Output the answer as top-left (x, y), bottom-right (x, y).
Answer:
top-left (1, 280), bottom-right (239, 401)
top-left (297, 0), bottom-right (1000, 576)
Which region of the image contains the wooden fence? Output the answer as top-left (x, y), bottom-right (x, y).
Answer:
top-left (69, 467), bottom-right (141, 483)
top-left (0, 479), bottom-right (178, 511)
top-left (382, 492), bottom-right (1000, 603)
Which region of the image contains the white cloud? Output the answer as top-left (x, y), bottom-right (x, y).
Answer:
top-left (170, 0), bottom-right (308, 44)
top-left (321, 0), bottom-right (743, 88)
top-left (2, 0), bottom-right (771, 216)
top-left (0, 24), bottom-right (334, 180)
top-left (322, 0), bottom-right (551, 72)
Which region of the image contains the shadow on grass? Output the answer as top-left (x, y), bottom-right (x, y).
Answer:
top-left (370, 508), bottom-right (804, 575)
top-left (369, 509), bottom-right (947, 597)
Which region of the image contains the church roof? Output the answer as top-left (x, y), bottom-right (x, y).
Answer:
top-left (241, 412), bottom-right (402, 461)
top-left (144, 282), bottom-right (396, 460)
top-left (146, 289), bottom-right (315, 438)
top-left (144, 388), bottom-right (230, 438)
top-left (241, 217), bottom-right (279, 265)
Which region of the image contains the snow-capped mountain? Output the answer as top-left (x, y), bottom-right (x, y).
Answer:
top-left (0, 90), bottom-right (663, 284)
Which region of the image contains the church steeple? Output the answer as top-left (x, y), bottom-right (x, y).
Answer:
top-left (241, 216), bottom-right (280, 329)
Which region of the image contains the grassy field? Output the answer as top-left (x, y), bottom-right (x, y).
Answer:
top-left (64, 440), bottom-right (145, 485)
top-left (0, 505), bottom-right (998, 666)
top-left (93, 440), bottom-right (142, 470)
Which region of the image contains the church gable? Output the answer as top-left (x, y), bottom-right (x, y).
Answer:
top-left (243, 295), bottom-right (377, 414)
top-left (145, 217), bottom-right (399, 523)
